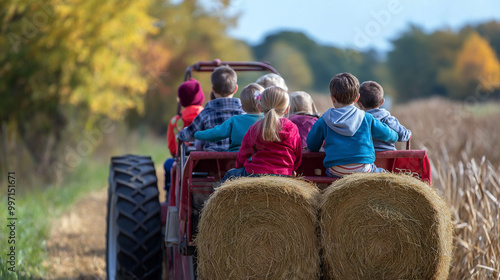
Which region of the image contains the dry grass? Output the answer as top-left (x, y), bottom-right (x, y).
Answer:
top-left (393, 98), bottom-right (500, 279)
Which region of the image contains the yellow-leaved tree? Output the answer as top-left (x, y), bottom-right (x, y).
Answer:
top-left (0, 0), bottom-right (157, 181)
top-left (457, 31), bottom-right (500, 91)
top-left (442, 31), bottom-right (500, 98)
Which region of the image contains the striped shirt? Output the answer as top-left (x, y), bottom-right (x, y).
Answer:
top-left (328, 163), bottom-right (373, 177)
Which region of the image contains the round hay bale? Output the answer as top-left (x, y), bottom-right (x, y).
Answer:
top-left (196, 176), bottom-right (321, 280)
top-left (319, 173), bottom-right (453, 280)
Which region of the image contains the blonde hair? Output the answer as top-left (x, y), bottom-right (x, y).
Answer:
top-left (256, 73), bottom-right (288, 92)
top-left (259, 86), bottom-right (289, 142)
top-left (289, 91), bottom-right (319, 116)
top-left (240, 83), bottom-right (264, 114)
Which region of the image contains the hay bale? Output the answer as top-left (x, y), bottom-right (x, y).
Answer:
top-left (319, 173), bottom-right (453, 280)
top-left (196, 176), bottom-right (321, 280)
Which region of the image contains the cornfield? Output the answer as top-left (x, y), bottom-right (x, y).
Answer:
top-left (394, 98), bottom-right (500, 279)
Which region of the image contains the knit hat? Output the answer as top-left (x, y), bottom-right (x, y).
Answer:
top-left (178, 78), bottom-right (205, 107)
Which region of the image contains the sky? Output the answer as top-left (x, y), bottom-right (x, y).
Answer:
top-left (203, 0), bottom-right (500, 52)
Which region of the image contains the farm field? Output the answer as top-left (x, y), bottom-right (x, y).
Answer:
top-left (1, 98), bottom-right (499, 279)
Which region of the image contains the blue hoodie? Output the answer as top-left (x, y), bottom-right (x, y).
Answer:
top-left (367, 108), bottom-right (412, 151)
top-left (306, 105), bottom-right (398, 168)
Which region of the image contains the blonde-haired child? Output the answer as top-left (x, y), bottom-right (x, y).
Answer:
top-left (220, 86), bottom-right (302, 183)
top-left (194, 83), bottom-right (264, 152)
top-left (256, 73), bottom-right (288, 92)
top-left (288, 91), bottom-right (320, 149)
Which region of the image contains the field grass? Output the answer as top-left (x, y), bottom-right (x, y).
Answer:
top-left (0, 129), bottom-right (167, 279)
top-left (394, 98), bottom-right (500, 279)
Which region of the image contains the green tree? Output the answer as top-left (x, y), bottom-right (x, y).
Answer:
top-left (262, 41), bottom-right (313, 91)
top-left (387, 26), bottom-right (437, 102)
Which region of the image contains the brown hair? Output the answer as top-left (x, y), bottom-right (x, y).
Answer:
top-left (258, 86), bottom-right (289, 142)
top-left (359, 81), bottom-right (384, 109)
top-left (211, 65), bottom-right (237, 96)
top-left (329, 73), bottom-right (360, 105)
top-left (240, 83), bottom-right (264, 114)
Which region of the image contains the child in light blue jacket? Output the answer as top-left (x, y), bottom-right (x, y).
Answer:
top-left (194, 83), bottom-right (264, 152)
top-left (357, 81), bottom-right (411, 151)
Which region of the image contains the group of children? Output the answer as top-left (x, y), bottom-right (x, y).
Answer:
top-left (165, 66), bottom-right (411, 191)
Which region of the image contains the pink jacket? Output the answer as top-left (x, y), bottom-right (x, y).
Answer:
top-left (236, 118), bottom-right (302, 176)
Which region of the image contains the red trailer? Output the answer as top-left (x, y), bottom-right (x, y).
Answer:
top-left (105, 60), bottom-right (431, 280)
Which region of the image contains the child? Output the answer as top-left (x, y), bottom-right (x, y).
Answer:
top-left (256, 73), bottom-right (288, 92)
top-left (166, 78), bottom-right (205, 157)
top-left (357, 81), bottom-right (411, 151)
top-left (163, 78), bottom-right (205, 196)
top-left (221, 86), bottom-right (302, 183)
top-left (288, 91), bottom-right (320, 149)
top-left (178, 65), bottom-right (244, 151)
top-left (306, 73), bottom-right (398, 177)
top-left (194, 83), bottom-right (264, 152)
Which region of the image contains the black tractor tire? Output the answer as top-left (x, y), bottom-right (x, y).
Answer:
top-left (106, 155), bottom-right (163, 280)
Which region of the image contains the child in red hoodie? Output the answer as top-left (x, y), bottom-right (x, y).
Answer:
top-left (220, 86), bottom-right (302, 184)
top-left (164, 78), bottom-right (204, 197)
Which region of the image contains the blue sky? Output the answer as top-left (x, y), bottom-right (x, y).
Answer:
top-left (203, 0), bottom-right (500, 52)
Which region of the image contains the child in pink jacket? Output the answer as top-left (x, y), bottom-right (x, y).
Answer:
top-left (220, 86), bottom-right (302, 184)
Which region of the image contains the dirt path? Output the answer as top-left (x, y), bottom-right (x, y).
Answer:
top-left (44, 188), bottom-right (108, 280)
top-left (44, 168), bottom-right (166, 280)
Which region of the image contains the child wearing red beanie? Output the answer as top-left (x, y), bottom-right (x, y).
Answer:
top-left (166, 78), bottom-right (205, 157)
top-left (164, 78), bottom-right (205, 199)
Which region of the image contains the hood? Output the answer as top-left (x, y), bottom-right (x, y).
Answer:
top-left (278, 118), bottom-right (299, 138)
top-left (367, 108), bottom-right (391, 120)
top-left (323, 105), bottom-right (365, 136)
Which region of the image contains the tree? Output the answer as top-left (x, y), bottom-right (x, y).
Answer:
top-left (387, 26), bottom-right (437, 102)
top-left (447, 31), bottom-right (500, 98)
top-left (262, 41), bottom-right (313, 91)
top-left (128, 0), bottom-right (254, 134)
top-left (0, 0), bottom-right (157, 181)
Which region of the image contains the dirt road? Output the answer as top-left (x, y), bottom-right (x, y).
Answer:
top-left (44, 168), bottom-right (166, 280)
top-left (45, 188), bottom-right (108, 279)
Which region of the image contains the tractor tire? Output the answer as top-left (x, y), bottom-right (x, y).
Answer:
top-left (106, 155), bottom-right (163, 280)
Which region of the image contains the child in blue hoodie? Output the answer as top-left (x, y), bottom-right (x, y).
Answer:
top-left (306, 73), bottom-right (398, 177)
top-left (357, 81), bottom-right (411, 151)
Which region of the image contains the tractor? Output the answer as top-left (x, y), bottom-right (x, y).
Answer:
top-left (105, 60), bottom-right (431, 280)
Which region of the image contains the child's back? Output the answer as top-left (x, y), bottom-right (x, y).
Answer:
top-left (178, 65), bottom-right (244, 151)
top-left (167, 78), bottom-right (204, 156)
top-left (194, 83), bottom-right (264, 152)
top-left (358, 81), bottom-right (411, 151)
top-left (288, 91), bottom-right (319, 149)
top-left (220, 86), bottom-right (302, 184)
top-left (307, 73), bottom-right (398, 177)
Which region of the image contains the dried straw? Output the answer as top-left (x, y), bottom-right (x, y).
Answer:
top-left (319, 173), bottom-right (454, 280)
top-left (196, 176), bottom-right (320, 280)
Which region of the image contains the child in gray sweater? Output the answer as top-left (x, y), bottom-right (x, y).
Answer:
top-left (357, 81), bottom-right (411, 151)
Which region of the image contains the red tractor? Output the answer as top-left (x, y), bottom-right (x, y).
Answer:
top-left (105, 60), bottom-right (431, 280)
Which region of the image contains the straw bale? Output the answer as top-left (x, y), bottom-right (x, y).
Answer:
top-left (196, 176), bottom-right (321, 280)
top-left (319, 173), bottom-right (453, 280)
